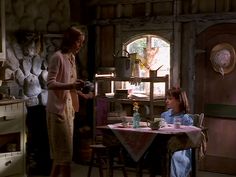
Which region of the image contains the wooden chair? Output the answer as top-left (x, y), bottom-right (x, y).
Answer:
top-left (87, 142), bottom-right (128, 177)
top-left (190, 113), bottom-right (208, 177)
top-left (191, 113), bottom-right (205, 128)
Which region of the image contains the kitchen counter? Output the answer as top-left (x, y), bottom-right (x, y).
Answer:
top-left (0, 99), bottom-right (25, 105)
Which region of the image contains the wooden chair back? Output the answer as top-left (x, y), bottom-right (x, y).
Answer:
top-left (191, 113), bottom-right (205, 128)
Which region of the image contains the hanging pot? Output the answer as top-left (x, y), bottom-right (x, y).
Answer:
top-left (113, 50), bottom-right (132, 77)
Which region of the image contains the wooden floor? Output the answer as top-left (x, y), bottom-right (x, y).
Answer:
top-left (30, 163), bottom-right (236, 177)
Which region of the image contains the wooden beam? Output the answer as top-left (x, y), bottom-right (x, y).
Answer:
top-left (90, 16), bottom-right (174, 25)
top-left (177, 12), bottom-right (236, 22)
top-left (89, 11), bottom-right (236, 25)
top-left (87, 0), bottom-right (174, 6)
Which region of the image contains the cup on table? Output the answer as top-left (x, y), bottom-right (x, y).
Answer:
top-left (120, 112), bottom-right (130, 127)
top-left (121, 121), bottom-right (129, 128)
top-left (174, 117), bottom-right (181, 128)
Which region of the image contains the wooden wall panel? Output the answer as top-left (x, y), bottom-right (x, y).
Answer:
top-left (100, 5), bottom-right (116, 19)
top-left (198, 0), bottom-right (216, 13)
top-left (99, 26), bottom-right (115, 67)
top-left (205, 117), bottom-right (236, 158)
top-left (87, 6), bottom-right (97, 21)
top-left (231, 0), bottom-right (236, 11)
top-left (132, 3), bottom-right (146, 17)
top-left (215, 0), bottom-right (227, 12)
top-left (122, 4), bottom-right (133, 17)
top-left (200, 117), bottom-right (236, 174)
top-left (84, 0), bottom-right (236, 24)
top-left (152, 2), bottom-right (173, 15)
top-left (181, 0), bottom-right (192, 14)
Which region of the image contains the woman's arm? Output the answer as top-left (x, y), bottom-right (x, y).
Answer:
top-left (77, 91), bottom-right (94, 99)
top-left (47, 53), bottom-right (84, 90)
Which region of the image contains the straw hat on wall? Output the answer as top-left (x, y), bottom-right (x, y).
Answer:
top-left (210, 43), bottom-right (236, 76)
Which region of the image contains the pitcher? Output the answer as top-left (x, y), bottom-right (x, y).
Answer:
top-left (114, 50), bottom-right (132, 77)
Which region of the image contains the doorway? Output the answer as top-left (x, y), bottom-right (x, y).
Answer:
top-left (195, 23), bottom-right (236, 175)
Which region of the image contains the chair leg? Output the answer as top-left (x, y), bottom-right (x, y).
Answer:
top-left (87, 147), bottom-right (105, 177)
top-left (122, 166), bottom-right (128, 177)
top-left (108, 147), bottom-right (128, 177)
top-left (87, 150), bottom-right (95, 177)
top-left (97, 151), bottom-right (105, 177)
top-left (136, 161), bottom-right (143, 177)
top-left (116, 148), bottom-right (128, 177)
top-left (191, 148), bottom-right (197, 177)
top-left (108, 152), bottom-right (114, 177)
top-left (88, 145), bottom-right (128, 177)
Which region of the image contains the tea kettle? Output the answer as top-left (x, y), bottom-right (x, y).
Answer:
top-left (146, 119), bottom-right (161, 130)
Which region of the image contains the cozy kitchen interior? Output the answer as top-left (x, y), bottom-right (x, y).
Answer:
top-left (0, 0), bottom-right (236, 177)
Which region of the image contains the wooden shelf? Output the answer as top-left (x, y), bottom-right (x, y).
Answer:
top-left (95, 75), bottom-right (169, 82)
top-left (96, 96), bottom-right (166, 106)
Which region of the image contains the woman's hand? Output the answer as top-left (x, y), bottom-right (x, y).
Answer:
top-left (77, 90), bottom-right (94, 99)
top-left (73, 79), bottom-right (85, 90)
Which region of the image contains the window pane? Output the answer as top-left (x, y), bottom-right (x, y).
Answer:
top-left (124, 35), bottom-right (170, 95)
top-left (127, 38), bottom-right (147, 57)
top-left (151, 37), bottom-right (170, 76)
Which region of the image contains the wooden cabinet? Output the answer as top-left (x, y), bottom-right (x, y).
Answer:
top-left (0, 100), bottom-right (26, 177)
top-left (94, 74), bottom-right (169, 128)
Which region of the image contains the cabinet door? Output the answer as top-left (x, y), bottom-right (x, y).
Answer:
top-left (0, 103), bottom-right (23, 134)
top-left (0, 103), bottom-right (24, 120)
top-left (0, 154), bottom-right (24, 176)
top-left (0, 118), bottom-right (22, 134)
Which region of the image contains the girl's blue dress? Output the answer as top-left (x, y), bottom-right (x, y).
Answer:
top-left (161, 109), bottom-right (193, 177)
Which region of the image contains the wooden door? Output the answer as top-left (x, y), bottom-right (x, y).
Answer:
top-left (195, 23), bottom-right (236, 175)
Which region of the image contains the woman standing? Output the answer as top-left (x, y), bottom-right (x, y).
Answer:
top-left (46, 26), bottom-right (85, 177)
top-left (161, 87), bottom-right (193, 177)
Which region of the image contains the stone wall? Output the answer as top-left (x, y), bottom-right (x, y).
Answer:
top-left (1, 0), bottom-right (71, 107)
top-left (0, 1), bottom-right (74, 175)
top-left (5, 0), bottom-right (70, 32)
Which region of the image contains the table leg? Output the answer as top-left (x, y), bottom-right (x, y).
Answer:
top-left (136, 160), bottom-right (143, 177)
top-left (163, 152), bottom-right (171, 177)
top-left (191, 148), bottom-right (197, 177)
top-left (108, 153), bottom-right (113, 177)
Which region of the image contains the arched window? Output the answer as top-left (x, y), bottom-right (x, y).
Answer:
top-left (123, 34), bottom-right (170, 97)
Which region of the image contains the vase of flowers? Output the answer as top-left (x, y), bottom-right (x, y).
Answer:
top-left (133, 102), bottom-right (141, 128)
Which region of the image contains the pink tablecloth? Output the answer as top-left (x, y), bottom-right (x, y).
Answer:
top-left (108, 123), bottom-right (202, 162)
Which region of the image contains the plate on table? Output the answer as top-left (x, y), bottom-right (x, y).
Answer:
top-left (125, 122), bottom-right (147, 128)
top-left (139, 121), bottom-right (148, 127)
top-left (116, 121), bottom-right (147, 128)
top-left (117, 123), bottom-right (131, 128)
